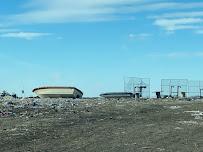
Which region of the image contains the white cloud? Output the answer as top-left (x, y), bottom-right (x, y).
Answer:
top-left (124, 2), bottom-right (203, 13)
top-left (8, 0), bottom-right (143, 24)
top-left (6, 0), bottom-right (203, 24)
top-left (0, 32), bottom-right (51, 40)
top-left (129, 33), bottom-right (152, 39)
top-left (2, 0), bottom-right (203, 36)
top-left (151, 11), bottom-right (203, 19)
top-left (154, 18), bottom-right (203, 31)
top-left (151, 11), bottom-right (203, 32)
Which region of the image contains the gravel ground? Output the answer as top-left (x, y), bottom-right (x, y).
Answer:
top-left (0, 98), bottom-right (203, 152)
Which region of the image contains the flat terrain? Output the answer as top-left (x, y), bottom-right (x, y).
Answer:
top-left (0, 98), bottom-right (203, 152)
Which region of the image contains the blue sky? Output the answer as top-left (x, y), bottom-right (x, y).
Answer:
top-left (0, 0), bottom-right (203, 97)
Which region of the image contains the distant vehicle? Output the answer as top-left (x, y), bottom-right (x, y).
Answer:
top-left (32, 86), bottom-right (83, 99)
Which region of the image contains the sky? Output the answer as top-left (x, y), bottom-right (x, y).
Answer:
top-left (0, 0), bottom-right (203, 97)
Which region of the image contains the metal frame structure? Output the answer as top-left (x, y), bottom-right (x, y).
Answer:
top-left (123, 78), bottom-right (203, 99)
top-left (161, 79), bottom-right (188, 98)
top-left (124, 77), bottom-right (150, 98)
top-left (188, 81), bottom-right (203, 98)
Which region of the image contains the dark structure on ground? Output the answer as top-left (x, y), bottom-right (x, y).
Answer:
top-left (155, 91), bottom-right (161, 98)
top-left (100, 92), bottom-right (134, 98)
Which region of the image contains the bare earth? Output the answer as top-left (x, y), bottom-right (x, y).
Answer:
top-left (0, 98), bottom-right (203, 152)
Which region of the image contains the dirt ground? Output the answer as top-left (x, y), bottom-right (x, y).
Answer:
top-left (0, 99), bottom-right (203, 152)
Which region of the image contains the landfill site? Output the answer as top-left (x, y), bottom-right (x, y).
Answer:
top-left (0, 78), bottom-right (203, 152)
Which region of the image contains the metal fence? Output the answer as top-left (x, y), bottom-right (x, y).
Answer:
top-left (124, 77), bottom-right (150, 98)
top-left (124, 78), bottom-right (203, 98)
top-left (161, 79), bottom-right (188, 98)
top-left (188, 81), bottom-right (203, 97)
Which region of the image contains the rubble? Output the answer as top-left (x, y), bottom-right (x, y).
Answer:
top-left (0, 97), bottom-right (202, 119)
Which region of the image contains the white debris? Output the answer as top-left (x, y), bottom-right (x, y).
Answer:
top-left (174, 127), bottom-right (183, 130)
top-left (146, 124), bottom-right (155, 127)
top-left (178, 121), bottom-right (199, 125)
top-left (157, 148), bottom-right (165, 151)
top-left (184, 111), bottom-right (203, 120)
top-left (185, 111), bottom-right (203, 114)
top-left (169, 106), bottom-right (181, 110)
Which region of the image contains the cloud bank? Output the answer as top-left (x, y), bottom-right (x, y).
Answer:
top-left (5, 0), bottom-right (203, 24)
top-left (0, 32), bottom-right (51, 40)
top-left (1, 0), bottom-right (203, 34)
